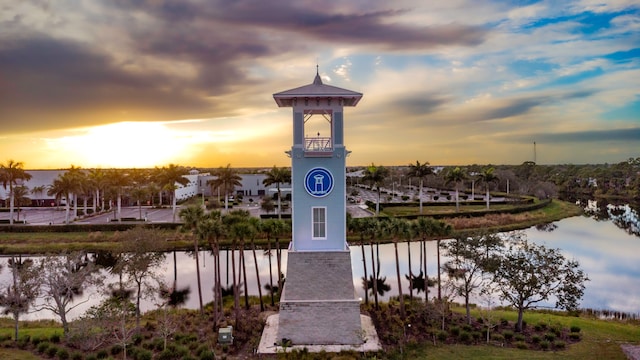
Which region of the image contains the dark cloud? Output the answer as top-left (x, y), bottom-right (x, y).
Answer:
top-left (394, 94), bottom-right (451, 115)
top-left (520, 127), bottom-right (640, 143)
top-left (0, 0), bottom-right (489, 134)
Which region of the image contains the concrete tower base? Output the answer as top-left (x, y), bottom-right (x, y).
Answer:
top-left (276, 250), bottom-right (365, 345)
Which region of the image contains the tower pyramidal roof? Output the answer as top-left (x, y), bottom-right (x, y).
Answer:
top-left (273, 68), bottom-right (363, 107)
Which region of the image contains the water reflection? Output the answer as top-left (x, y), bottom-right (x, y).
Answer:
top-left (1, 212), bottom-right (638, 321)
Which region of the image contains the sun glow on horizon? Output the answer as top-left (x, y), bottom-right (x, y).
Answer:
top-left (43, 121), bottom-right (232, 168)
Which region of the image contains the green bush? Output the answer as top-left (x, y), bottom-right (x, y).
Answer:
top-left (554, 340), bottom-right (566, 349)
top-left (502, 330), bottom-right (514, 341)
top-left (515, 341), bottom-right (528, 349)
top-left (514, 333), bottom-right (525, 342)
top-left (459, 331), bottom-right (472, 343)
top-left (135, 349), bottom-right (153, 360)
top-left (96, 349), bottom-right (109, 359)
top-left (71, 352), bottom-right (83, 360)
top-left (450, 326), bottom-right (460, 336)
top-left (37, 341), bottom-right (50, 354)
top-left (436, 330), bottom-right (448, 341)
top-left (540, 340), bottom-right (550, 350)
top-left (491, 333), bottom-right (504, 342)
top-left (199, 350), bottom-right (215, 360)
top-left (531, 334), bottom-right (542, 344)
top-left (569, 332), bottom-right (582, 340)
top-left (544, 332), bottom-right (556, 342)
top-left (110, 344), bottom-right (123, 355)
top-left (47, 346), bottom-right (59, 358)
top-left (570, 325), bottom-right (581, 333)
top-left (49, 333), bottom-right (61, 343)
top-left (57, 348), bottom-right (70, 360)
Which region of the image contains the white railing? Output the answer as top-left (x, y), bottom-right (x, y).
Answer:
top-left (304, 137), bottom-right (332, 152)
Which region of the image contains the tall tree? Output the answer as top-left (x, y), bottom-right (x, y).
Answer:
top-left (40, 252), bottom-right (102, 336)
top-left (263, 166), bottom-right (291, 219)
top-left (157, 164), bottom-right (190, 222)
top-left (348, 217), bottom-right (369, 305)
top-left (208, 164), bottom-right (242, 212)
top-left (48, 172), bottom-right (80, 224)
top-left (114, 227), bottom-right (167, 331)
top-left (445, 167), bottom-right (467, 212)
top-left (442, 231), bottom-right (502, 324)
top-left (0, 256), bottom-right (41, 341)
top-left (262, 219), bottom-right (287, 305)
top-left (248, 217), bottom-right (265, 311)
top-left (105, 169), bottom-right (130, 221)
top-left (87, 168), bottom-right (107, 213)
top-left (407, 160), bottom-right (433, 214)
top-left (492, 233), bottom-right (589, 332)
top-left (30, 185), bottom-right (46, 207)
top-left (197, 211), bottom-right (225, 325)
top-left (362, 163), bottom-right (389, 216)
top-left (179, 205), bottom-right (206, 316)
top-left (11, 185), bottom-right (30, 222)
top-left (478, 167), bottom-right (499, 210)
top-left (0, 160), bottom-right (32, 225)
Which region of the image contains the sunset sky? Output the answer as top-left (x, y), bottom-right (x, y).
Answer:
top-left (1, 0), bottom-right (638, 169)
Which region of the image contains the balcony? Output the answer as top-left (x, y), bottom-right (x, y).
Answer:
top-left (304, 137), bottom-right (332, 157)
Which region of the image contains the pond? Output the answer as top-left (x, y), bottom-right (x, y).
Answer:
top-left (2, 202), bottom-right (638, 321)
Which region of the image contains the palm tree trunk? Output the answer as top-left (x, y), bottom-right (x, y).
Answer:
top-left (422, 238), bottom-right (429, 302)
top-left (486, 188), bottom-right (490, 209)
top-left (267, 239), bottom-right (275, 306)
top-left (369, 240), bottom-right (379, 309)
top-left (407, 239), bottom-right (413, 301)
top-left (394, 241), bottom-right (405, 318)
top-left (419, 179), bottom-right (423, 214)
top-left (276, 238), bottom-right (282, 299)
top-left (360, 239), bottom-right (369, 305)
top-left (231, 245), bottom-right (240, 328)
top-left (9, 185), bottom-right (15, 225)
top-left (437, 239), bottom-right (442, 301)
top-left (194, 239), bottom-right (204, 316)
top-left (241, 245), bottom-right (249, 310)
top-left (251, 239), bottom-right (264, 311)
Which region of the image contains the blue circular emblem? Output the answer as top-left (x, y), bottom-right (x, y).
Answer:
top-left (304, 167), bottom-right (334, 198)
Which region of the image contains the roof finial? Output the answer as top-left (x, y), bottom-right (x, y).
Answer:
top-left (313, 63), bottom-right (323, 85)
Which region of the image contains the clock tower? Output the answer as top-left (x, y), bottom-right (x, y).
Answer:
top-left (272, 70), bottom-right (364, 345)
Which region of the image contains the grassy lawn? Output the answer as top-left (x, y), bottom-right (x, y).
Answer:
top-left (401, 307), bottom-right (639, 360)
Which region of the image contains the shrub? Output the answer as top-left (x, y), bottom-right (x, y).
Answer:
top-left (540, 340), bottom-right (550, 350)
top-left (570, 325), bottom-right (581, 333)
top-left (459, 331), bottom-right (472, 343)
top-left (531, 334), bottom-right (542, 344)
top-left (450, 326), bottom-right (460, 336)
top-left (569, 333), bottom-right (582, 340)
top-left (544, 332), bottom-right (556, 342)
top-left (462, 324), bottom-right (473, 332)
top-left (436, 330), bottom-right (448, 342)
top-left (85, 355), bottom-right (97, 360)
top-left (515, 341), bottom-right (528, 349)
top-left (47, 346), bottom-right (59, 358)
top-left (199, 350), bottom-right (215, 360)
top-left (502, 330), bottom-right (514, 341)
top-left (110, 344), bottom-right (123, 355)
top-left (554, 340), bottom-right (566, 349)
top-left (491, 333), bottom-right (504, 342)
top-left (31, 336), bottom-right (44, 346)
top-left (96, 349), bottom-right (109, 359)
top-left (135, 349), bottom-right (153, 360)
top-left (49, 333), bottom-right (61, 343)
top-left (71, 352), bottom-right (83, 360)
top-left (37, 342), bottom-right (50, 354)
top-left (515, 333), bottom-right (526, 342)
top-left (57, 348), bottom-right (70, 360)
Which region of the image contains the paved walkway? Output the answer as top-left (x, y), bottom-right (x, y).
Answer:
top-left (622, 344), bottom-right (640, 360)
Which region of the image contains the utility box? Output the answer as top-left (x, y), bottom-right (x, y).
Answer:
top-left (218, 326), bottom-right (233, 345)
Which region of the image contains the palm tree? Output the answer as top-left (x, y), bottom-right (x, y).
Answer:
top-left (129, 169), bottom-right (151, 219)
top-left (48, 172), bottom-right (80, 224)
top-left (445, 167), bottom-right (467, 212)
top-left (407, 160), bottom-right (433, 214)
top-left (87, 168), bottom-right (107, 213)
top-left (105, 169), bottom-right (130, 221)
top-left (197, 211), bottom-right (225, 324)
top-left (0, 160), bottom-right (33, 225)
top-left (30, 185), bottom-right (46, 207)
top-left (348, 217), bottom-right (369, 305)
top-left (179, 205), bottom-right (205, 316)
top-left (12, 185), bottom-right (30, 222)
top-left (157, 164), bottom-right (190, 222)
top-left (478, 167), bottom-right (499, 209)
top-left (65, 165), bottom-right (85, 219)
top-left (248, 217), bottom-right (265, 311)
top-left (387, 219), bottom-right (406, 318)
top-left (362, 163), bottom-right (389, 216)
top-left (208, 164), bottom-right (242, 212)
top-left (262, 166), bottom-right (291, 219)
top-left (361, 217), bottom-right (381, 308)
top-left (412, 217), bottom-right (434, 301)
top-left (262, 219), bottom-right (287, 305)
